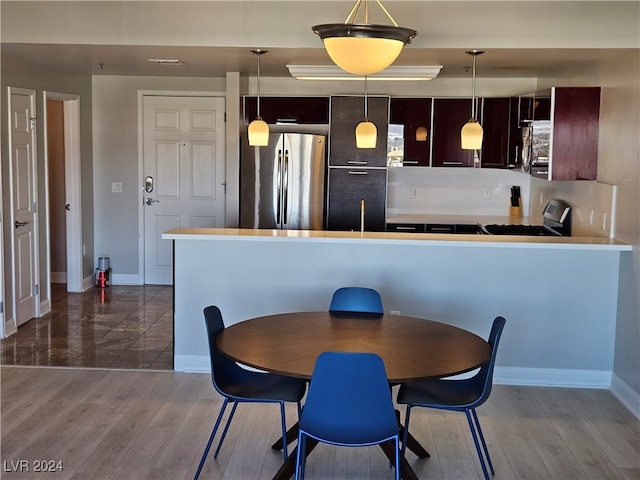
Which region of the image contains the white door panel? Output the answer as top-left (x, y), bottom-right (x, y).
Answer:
top-left (143, 96), bottom-right (225, 285)
top-left (9, 90), bottom-right (38, 326)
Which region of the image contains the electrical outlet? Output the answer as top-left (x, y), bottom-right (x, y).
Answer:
top-left (589, 209), bottom-right (594, 225)
top-left (483, 189), bottom-right (491, 200)
top-left (111, 182), bottom-right (122, 193)
top-left (390, 310), bottom-right (401, 316)
top-left (411, 187), bottom-right (419, 199)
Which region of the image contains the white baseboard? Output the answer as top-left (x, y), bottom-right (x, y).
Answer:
top-left (174, 355), bottom-right (209, 373)
top-left (83, 275), bottom-right (94, 291)
top-left (39, 298), bottom-right (51, 316)
top-left (493, 366), bottom-right (613, 389)
top-left (112, 274), bottom-right (143, 286)
top-left (611, 373), bottom-right (640, 420)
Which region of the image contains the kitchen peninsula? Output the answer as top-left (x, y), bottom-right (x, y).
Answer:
top-left (163, 228), bottom-right (630, 389)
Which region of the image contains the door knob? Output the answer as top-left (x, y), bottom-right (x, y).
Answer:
top-left (65, 204), bottom-right (71, 211)
top-left (145, 198), bottom-right (159, 206)
top-left (15, 221), bottom-right (28, 228)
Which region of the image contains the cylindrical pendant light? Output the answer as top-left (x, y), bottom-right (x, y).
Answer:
top-left (356, 76), bottom-right (377, 148)
top-left (248, 49), bottom-right (269, 146)
top-left (461, 50), bottom-right (484, 150)
top-left (313, 0), bottom-right (417, 76)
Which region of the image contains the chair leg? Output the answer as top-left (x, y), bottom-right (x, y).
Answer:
top-left (393, 435), bottom-right (401, 480)
top-left (279, 402), bottom-right (289, 461)
top-left (401, 406), bottom-right (412, 457)
top-left (194, 398), bottom-right (231, 480)
top-left (471, 408), bottom-right (494, 476)
top-left (465, 409), bottom-right (491, 480)
top-left (214, 400), bottom-right (239, 458)
top-left (294, 432), bottom-right (307, 480)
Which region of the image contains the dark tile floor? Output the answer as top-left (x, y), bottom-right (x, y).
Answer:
top-left (0, 284), bottom-right (173, 370)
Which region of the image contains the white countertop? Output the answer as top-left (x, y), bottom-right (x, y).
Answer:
top-left (162, 228), bottom-right (631, 251)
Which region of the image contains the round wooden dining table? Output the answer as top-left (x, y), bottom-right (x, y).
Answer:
top-left (217, 311), bottom-right (491, 383)
top-left (217, 311), bottom-right (492, 480)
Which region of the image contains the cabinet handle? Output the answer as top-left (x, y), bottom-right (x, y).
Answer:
top-left (347, 160), bottom-right (368, 165)
top-left (347, 171), bottom-right (368, 175)
top-left (395, 226), bottom-right (417, 230)
top-left (442, 161), bottom-right (463, 165)
top-left (402, 160), bottom-right (418, 165)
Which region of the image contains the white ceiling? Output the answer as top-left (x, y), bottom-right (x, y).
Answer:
top-left (1, 0), bottom-right (637, 80)
top-left (2, 43), bottom-right (632, 79)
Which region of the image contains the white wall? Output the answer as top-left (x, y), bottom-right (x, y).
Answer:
top-left (537, 50), bottom-right (640, 403)
top-left (91, 76), bottom-right (226, 280)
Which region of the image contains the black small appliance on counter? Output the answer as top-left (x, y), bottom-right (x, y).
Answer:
top-left (482, 199), bottom-right (572, 236)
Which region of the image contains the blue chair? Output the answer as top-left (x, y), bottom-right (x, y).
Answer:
top-left (396, 316), bottom-right (506, 480)
top-left (328, 287), bottom-right (384, 315)
top-left (194, 306), bottom-right (306, 480)
top-left (294, 351), bottom-right (400, 480)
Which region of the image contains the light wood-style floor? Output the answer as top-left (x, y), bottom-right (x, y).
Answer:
top-left (1, 366), bottom-right (638, 480)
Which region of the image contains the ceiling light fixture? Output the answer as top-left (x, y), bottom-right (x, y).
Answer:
top-left (355, 76), bottom-right (377, 148)
top-left (312, 0), bottom-right (417, 76)
top-left (461, 50), bottom-right (484, 150)
top-left (248, 49), bottom-right (269, 147)
top-left (286, 65), bottom-right (442, 81)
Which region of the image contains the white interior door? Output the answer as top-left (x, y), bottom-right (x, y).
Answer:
top-left (143, 96), bottom-right (226, 285)
top-left (9, 88), bottom-right (39, 326)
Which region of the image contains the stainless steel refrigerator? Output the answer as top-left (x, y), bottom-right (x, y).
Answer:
top-left (240, 132), bottom-right (327, 229)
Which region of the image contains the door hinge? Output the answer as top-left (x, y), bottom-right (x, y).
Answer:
top-left (224, 112), bottom-right (227, 122)
top-left (34, 285), bottom-right (39, 296)
top-left (0, 301), bottom-right (3, 314)
top-left (32, 202), bottom-right (38, 213)
top-left (29, 117), bottom-right (37, 131)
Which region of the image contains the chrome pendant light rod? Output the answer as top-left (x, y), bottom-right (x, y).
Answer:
top-left (466, 50), bottom-right (484, 119)
top-left (364, 75), bottom-right (369, 120)
top-left (251, 49), bottom-right (267, 119)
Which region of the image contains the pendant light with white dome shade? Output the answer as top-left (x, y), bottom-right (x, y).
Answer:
top-left (356, 76), bottom-right (377, 148)
top-left (248, 49), bottom-right (269, 146)
top-left (461, 50), bottom-right (484, 150)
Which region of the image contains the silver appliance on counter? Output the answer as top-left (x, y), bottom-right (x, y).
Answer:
top-left (240, 132), bottom-right (327, 229)
top-left (482, 199), bottom-right (572, 236)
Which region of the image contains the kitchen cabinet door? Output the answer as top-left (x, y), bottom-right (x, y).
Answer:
top-left (549, 87), bottom-right (600, 180)
top-left (243, 96), bottom-right (329, 124)
top-left (431, 98), bottom-right (475, 167)
top-left (389, 98), bottom-right (432, 166)
top-left (480, 98), bottom-right (511, 169)
top-left (327, 168), bottom-right (387, 231)
top-left (329, 96), bottom-right (389, 167)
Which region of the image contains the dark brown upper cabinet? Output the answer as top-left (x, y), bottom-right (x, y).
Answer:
top-left (243, 96), bottom-right (329, 124)
top-left (389, 98), bottom-right (432, 166)
top-left (431, 98), bottom-right (476, 167)
top-left (480, 97), bottom-right (511, 169)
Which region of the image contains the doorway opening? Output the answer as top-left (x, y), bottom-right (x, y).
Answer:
top-left (43, 92), bottom-right (83, 301)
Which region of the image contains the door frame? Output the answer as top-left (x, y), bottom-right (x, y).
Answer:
top-left (137, 90), bottom-right (226, 284)
top-left (42, 92), bottom-right (83, 295)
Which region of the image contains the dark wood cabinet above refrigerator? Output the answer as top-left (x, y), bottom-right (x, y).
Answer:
top-left (329, 95), bottom-right (389, 167)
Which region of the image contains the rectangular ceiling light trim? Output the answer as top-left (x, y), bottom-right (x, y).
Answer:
top-left (287, 65), bottom-right (442, 81)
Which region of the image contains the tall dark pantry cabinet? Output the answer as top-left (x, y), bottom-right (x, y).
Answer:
top-left (326, 95), bottom-right (389, 231)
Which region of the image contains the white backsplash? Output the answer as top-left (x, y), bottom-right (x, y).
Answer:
top-left (387, 167), bottom-right (533, 217)
top-left (387, 167), bottom-right (617, 238)
top-left (529, 177), bottom-right (616, 237)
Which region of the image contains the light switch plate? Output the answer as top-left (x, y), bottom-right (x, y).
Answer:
top-left (111, 182), bottom-right (122, 193)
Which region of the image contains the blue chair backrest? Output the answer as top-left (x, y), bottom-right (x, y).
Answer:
top-left (203, 305), bottom-right (248, 393)
top-left (472, 316), bottom-right (506, 406)
top-left (329, 287), bottom-right (384, 315)
top-left (300, 351), bottom-right (398, 444)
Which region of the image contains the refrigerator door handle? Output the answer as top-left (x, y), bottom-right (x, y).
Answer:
top-left (276, 149), bottom-right (282, 225)
top-left (283, 150), bottom-right (289, 225)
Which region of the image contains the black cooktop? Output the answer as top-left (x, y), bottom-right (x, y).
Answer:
top-left (482, 224), bottom-right (562, 236)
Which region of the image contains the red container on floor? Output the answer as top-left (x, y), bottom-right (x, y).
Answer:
top-left (95, 268), bottom-right (111, 288)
